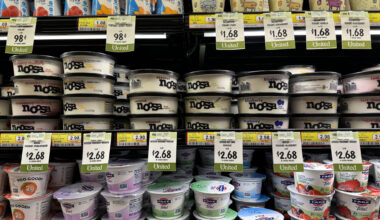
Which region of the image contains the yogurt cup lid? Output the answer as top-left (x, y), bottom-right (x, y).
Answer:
top-left (238, 208), bottom-right (284, 220)
top-left (128, 92), bottom-right (178, 98)
top-left (232, 194), bottom-right (270, 203)
top-left (108, 159), bottom-right (145, 169)
top-left (238, 114), bottom-right (290, 118)
top-left (100, 188), bottom-right (145, 198)
top-left (290, 93), bottom-right (339, 97)
top-left (156, 174), bottom-right (193, 184)
top-left (61, 114), bottom-right (114, 119)
top-left (195, 175), bottom-right (232, 182)
top-left (190, 181), bottom-right (234, 194)
top-left (54, 182), bottom-right (103, 200)
top-left (129, 114), bottom-right (177, 118)
top-left (229, 172), bottom-right (266, 182)
top-left (281, 65), bottom-right (315, 69)
top-left (10, 54), bottom-right (61, 62)
top-left (61, 51), bottom-right (115, 61)
top-left (130, 69), bottom-right (179, 78)
top-left (11, 95), bottom-right (61, 100)
top-left (11, 75), bottom-right (63, 81)
top-left (342, 113), bottom-right (380, 118)
top-left (341, 70), bottom-right (380, 79)
top-left (4, 164), bottom-right (54, 174)
top-left (63, 73), bottom-right (116, 81)
top-left (185, 70), bottom-right (235, 78)
top-left (147, 209), bottom-right (190, 220)
top-left (63, 94), bottom-right (116, 99)
top-left (147, 182), bottom-right (188, 195)
top-left (303, 162), bottom-right (333, 171)
top-left (237, 93), bottom-right (289, 97)
top-left (287, 210), bottom-right (301, 220)
top-left (288, 185), bottom-right (335, 198)
top-left (335, 188), bottom-right (380, 197)
top-left (6, 190), bottom-right (53, 201)
top-left (290, 71), bottom-right (341, 79)
top-left (12, 115), bottom-right (60, 119)
top-left (237, 70), bottom-right (291, 78)
top-left (186, 113), bottom-right (234, 117)
top-left (193, 209), bottom-right (237, 220)
top-left (292, 114), bottom-right (339, 118)
top-left (342, 93), bottom-right (380, 98)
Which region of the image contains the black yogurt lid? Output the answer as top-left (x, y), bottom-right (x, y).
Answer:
top-left (128, 93), bottom-right (178, 98)
top-left (62, 94), bottom-right (116, 99)
top-left (290, 72), bottom-right (341, 79)
top-left (11, 95), bottom-right (61, 100)
top-left (130, 114), bottom-right (178, 118)
top-left (61, 51), bottom-right (115, 61)
top-left (290, 93), bottom-right (340, 97)
top-left (129, 69), bottom-right (179, 78)
top-left (10, 54), bottom-right (61, 62)
top-left (342, 113), bottom-right (380, 117)
top-left (185, 92), bottom-right (233, 97)
top-left (186, 113), bottom-right (234, 117)
top-left (237, 93), bottom-right (289, 97)
top-left (238, 114), bottom-right (290, 117)
top-left (291, 114), bottom-right (339, 117)
top-left (12, 75), bottom-right (63, 81)
top-left (11, 115), bottom-right (59, 119)
top-left (184, 70), bottom-right (235, 78)
top-left (61, 114), bottom-right (115, 119)
top-left (63, 73), bottom-right (116, 81)
top-left (237, 70), bottom-right (291, 78)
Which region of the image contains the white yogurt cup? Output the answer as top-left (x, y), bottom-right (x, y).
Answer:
top-left (130, 114), bottom-right (178, 130)
top-left (4, 165), bottom-right (53, 198)
top-left (237, 70), bottom-right (290, 94)
top-left (233, 194), bottom-right (270, 211)
top-left (193, 209), bottom-right (237, 220)
top-left (191, 181), bottom-right (234, 218)
top-left (369, 159), bottom-right (380, 188)
top-left (272, 193), bottom-right (291, 217)
top-left (49, 162), bottom-right (76, 188)
top-left (342, 114), bottom-right (380, 129)
top-left (342, 70), bottom-right (380, 94)
top-left (63, 74), bottom-right (115, 96)
top-left (272, 174), bottom-right (294, 198)
top-left (63, 94), bottom-right (115, 115)
top-left (195, 175), bottom-right (232, 183)
top-left (54, 182), bottom-right (102, 220)
top-left (238, 114), bottom-right (289, 129)
top-left (106, 160), bottom-right (144, 194)
top-left (185, 114), bottom-right (233, 129)
top-left (61, 51), bottom-right (115, 76)
top-left (113, 65), bottom-right (129, 83)
top-left (291, 114), bottom-right (339, 129)
top-left (198, 149), bottom-right (214, 168)
top-left (185, 93), bottom-right (232, 114)
top-left (148, 182), bottom-right (188, 219)
top-left (335, 161), bottom-right (372, 192)
top-left (114, 82), bottom-right (129, 100)
top-left (0, 98), bottom-right (10, 116)
top-left (77, 160), bottom-right (106, 186)
top-left (11, 96), bottom-right (61, 116)
top-left (185, 70), bottom-right (234, 94)
top-left (341, 94), bottom-right (380, 114)
top-left (280, 65), bottom-right (316, 75)
top-left (101, 188), bottom-right (145, 220)
top-left (113, 100), bottom-right (129, 116)
top-left (129, 69), bottom-right (179, 94)
top-left (243, 149), bottom-right (255, 169)
top-left (12, 75), bottom-right (63, 96)
top-left (238, 93), bottom-right (288, 114)
top-left (1, 85), bottom-right (14, 97)
top-left (177, 148), bottom-right (197, 168)
top-left (294, 162), bottom-right (334, 195)
top-left (238, 207), bottom-right (284, 220)
top-left (10, 54), bottom-right (62, 77)
top-left (290, 72), bottom-right (341, 94)
top-left (11, 116), bottom-right (59, 130)
top-left (6, 191), bottom-right (52, 220)
top-left (64, 0), bottom-right (91, 15)
top-left (129, 93), bottom-right (178, 115)
top-left (34, 0), bottom-right (61, 15)
top-left (197, 166), bottom-right (221, 176)
top-left (290, 94), bottom-right (338, 114)
top-left (230, 172), bottom-right (266, 201)
top-left (62, 115), bottom-right (114, 130)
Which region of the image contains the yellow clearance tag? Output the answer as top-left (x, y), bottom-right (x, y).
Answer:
top-left (52, 133), bottom-right (81, 147)
top-left (117, 132), bottom-right (147, 147)
top-left (358, 131), bottom-right (380, 145)
top-left (0, 133), bottom-right (26, 147)
top-left (78, 17), bottom-right (107, 31)
top-left (243, 132), bottom-right (272, 146)
top-left (187, 132), bottom-right (215, 145)
top-left (301, 131), bottom-right (331, 146)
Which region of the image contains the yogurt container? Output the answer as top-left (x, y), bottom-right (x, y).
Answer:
top-left (12, 75), bottom-right (63, 96)
top-left (125, 0), bottom-right (151, 14)
top-left (238, 114), bottom-right (289, 129)
top-left (185, 93), bottom-right (231, 114)
top-left (243, 149), bottom-right (255, 168)
top-left (269, 0), bottom-right (290, 11)
top-left (280, 65), bottom-right (316, 75)
top-left (238, 207), bottom-right (284, 220)
top-left (6, 191), bottom-right (52, 220)
top-left (191, 0), bottom-right (224, 12)
top-left (114, 82), bottom-right (129, 100)
top-left (198, 149), bottom-right (214, 168)
top-left (288, 185), bottom-right (334, 220)
top-left (233, 194), bottom-right (270, 211)
top-left (129, 93), bottom-right (178, 115)
top-left (129, 69), bottom-right (178, 94)
top-left (193, 209), bottom-right (237, 220)
top-left (130, 114), bottom-right (178, 130)
top-left (230, 0), bottom-right (264, 12)
top-left (191, 181), bottom-right (234, 218)
top-left (177, 148), bottom-right (197, 168)
top-left (63, 115), bottom-right (114, 130)
top-left (0, 98), bottom-right (10, 116)
top-left (33, 0), bottom-right (61, 16)
top-left (54, 182), bottom-right (103, 220)
top-left (147, 210), bottom-right (189, 220)
top-left (147, 182), bottom-right (188, 219)
top-left (184, 70), bottom-right (234, 94)
top-left (238, 93), bottom-right (289, 114)
top-left (1, 85), bottom-right (14, 97)
top-left (342, 114), bottom-right (380, 129)
top-left (290, 72), bottom-right (340, 94)
top-left (369, 159), bottom-right (380, 188)
top-left (4, 165), bottom-right (53, 198)
top-left (92, 0), bottom-right (120, 15)
top-left (156, 0), bottom-right (183, 14)
top-left (49, 162), bottom-right (76, 188)
top-left (290, 94), bottom-right (338, 114)
top-left (61, 51), bottom-right (115, 76)
top-left (291, 114), bottom-right (339, 129)
top-left (63, 74), bottom-right (115, 96)
top-left (350, 0), bottom-right (380, 10)
top-left (10, 55), bottom-right (62, 77)
top-left (230, 172), bottom-right (266, 201)
top-left (197, 166), bottom-right (221, 176)
top-left (64, 0), bottom-right (91, 15)
top-left (294, 163), bottom-right (334, 195)
top-left (101, 188), bottom-right (144, 220)
top-left (272, 174), bottom-right (294, 197)
top-left (0, 0), bottom-right (29, 16)
top-left (113, 100), bottom-right (129, 116)
top-left (195, 175), bottom-right (231, 183)
top-left (273, 193), bottom-right (291, 218)
top-left (11, 116), bottom-right (59, 130)
top-left (77, 160), bottom-right (106, 185)
top-left (341, 94), bottom-right (380, 114)
top-left (237, 70), bottom-right (290, 94)
top-left (63, 94), bottom-right (115, 115)
top-left (308, 0), bottom-right (349, 10)
top-left (11, 96), bottom-right (61, 116)
top-left (114, 65), bottom-right (129, 83)
top-left (335, 161), bottom-right (372, 192)
top-left (106, 160), bottom-right (144, 194)
top-left (185, 114), bottom-right (233, 129)
top-left (342, 70), bottom-right (380, 94)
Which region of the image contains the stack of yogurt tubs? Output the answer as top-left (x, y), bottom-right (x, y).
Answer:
top-left (0, 74), bottom-right (13, 130)
top-left (60, 51), bottom-right (116, 131)
top-left (113, 65), bottom-right (130, 129)
top-left (9, 54), bottom-right (63, 131)
top-left (129, 69), bottom-right (179, 130)
top-left (236, 70), bottom-right (290, 130)
top-left (289, 72), bottom-right (341, 129)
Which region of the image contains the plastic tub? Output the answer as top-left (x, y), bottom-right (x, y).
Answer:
top-left (77, 160), bottom-right (106, 186)
top-left (191, 0), bottom-right (224, 12)
top-left (230, 172), bottom-right (266, 201)
top-left (191, 181), bottom-right (234, 218)
top-left (11, 116), bottom-right (59, 130)
top-left (291, 114), bottom-right (339, 129)
top-left (294, 162), bottom-right (334, 195)
top-left (12, 75), bottom-right (63, 96)
top-left (272, 174), bottom-right (294, 197)
top-left (156, 0), bottom-right (183, 14)
top-left (125, 0), bottom-right (151, 14)
top-left (49, 162), bottom-right (76, 188)
top-left (63, 115), bottom-right (114, 130)
top-left (369, 159), bottom-right (380, 188)
top-left (237, 70), bottom-right (290, 94)
top-left (193, 209), bottom-right (237, 220)
top-left (130, 114), bottom-right (178, 130)
top-left (342, 70), bottom-right (380, 94)
top-left (335, 161), bottom-right (372, 192)
top-left (63, 74), bottom-right (115, 96)
top-left (230, 0), bottom-right (264, 12)
top-left (113, 100), bottom-right (129, 116)
top-left (243, 149), bottom-right (255, 168)
top-left (290, 94), bottom-right (338, 114)
top-left (184, 70), bottom-right (234, 94)
top-left (341, 94), bottom-right (380, 114)
top-left (273, 193), bottom-right (291, 218)
top-left (114, 82), bottom-right (129, 100)
top-left (185, 114), bottom-right (233, 129)
top-left (0, 98), bottom-right (10, 116)
top-left (54, 182), bottom-right (102, 220)
top-left (113, 65), bottom-right (129, 83)
top-left (290, 72), bottom-right (341, 94)
top-left (106, 160), bottom-right (144, 194)
top-left (177, 148), bottom-right (197, 168)
top-left (233, 194), bottom-right (270, 211)
top-left (195, 175), bottom-right (231, 183)
top-left (280, 65), bottom-right (315, 75)
top-left (63, 94), bottom-right (115, 115)
top-left (238, 207), bottom-right (284, 220)
top-left (198, 149), bottom-right (214, 168)
top-left (1, 85), bottom-right (14, 97)
top-left (129, 69), bottom-right (179, 94)
top-left (342, 114), bottom-right (380, 128)
top-left (238, 93), bottom-right (289, 114)
top-left (0, 0), bottom-right (30, 16)
top-left (10, 55), bottom-right (62, 77)
top-left (92, 0), bottom-right (120, 15)
top-left (238, 114), bottom-right (289, 129)
top-left (185, 93), bottom-right (232, 114)
top-left (197, 166), bottom-right (221, 176)
top-left (11, 96), bottom-right (61, 116)
top-left (129, 93), bottom-right (178, 115)
top-left (308, 0), bottom-right (348, 10)
top-left (64, 0), bottom-right (91, 15)
top-left (34, 0), bottom-right (61, 16)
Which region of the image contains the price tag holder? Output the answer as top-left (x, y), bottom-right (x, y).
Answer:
top-left (148, 132), bottom-right (177, 171)
top-left (6, 17), bottom-right (36, 54)
top-left (305, 11), bottom-right (337, 50)
top-left (272, 132), bottom-right (304, 173)
top-left (0, 133), bottom-right (26, 147)
top-left (341, 11), bottom-right (371, 50)
top-left (116, 132), bottom-right (147, 146)
top-left (52, 133), bottom-right (81, 147)
top-left (358, 131), bottom-right (380, 145)
top-left (0, 19), bottom-right (9, 33)
top-left (106, 16), bottom-right (135, 53)
top-left (331, 131), bottom-right (363, 172)
top-left (264, 12), bottom-right (295, 50)
top-left (243, 132), bottom-right (272, 146)
top-left (214, 132), bottom-right (243, 172)
top-left (81, 132), bottom-right (111, 173)
top-left (186, 132), bottom-right (215, 146)
top-left (301, 131), bottom-right (331, 146)
top-left (215, 13), bottom-right (245, 50)
top-left (78, 17), bottom-right (107, 31)
top-left (20, 133), bottom-right (51, 172)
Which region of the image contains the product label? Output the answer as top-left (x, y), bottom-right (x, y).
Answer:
top-left (215, 13), bottom-right (245, 50)
top-left (148, 132), bottom-right (177, 171)
top-left (20, 133), bottom-right (51, 172)
top-left (106, 16), bottom-right (135, 52)
top-left (331, 131), bottom-right (363, 172)
top-left (6, 17), bottom-right (37, 54)
top-left (272, 132), bottom-right (304, 173)
top-left (305, 11), bottom-right (337, 50)
top-left (214, 132), bottom-right (243, 172)
top-left (341, 11), bottom-right (371, 50)
top-left (264, 12), bottom-right (295, 50)
top-left (116, 132), bottom-right (147, 146)
top-left (81, 132), bottom-right (111, 173)
top-left (52, 133), bottom-right (81, 147)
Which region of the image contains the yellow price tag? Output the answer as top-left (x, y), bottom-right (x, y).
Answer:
top-left (358, 131), bottom-right (380, 145)
top-left (369, 12), bottom-right (380, 24)
top-left (117, 132), bottom-right (147, 147)
top-left (292, 12), bottom-right (306, 25)
top-left (187, 132), bottom-right (215, 146)
top-left (0, 19), bottom-right (9, 32)
top-left (244, 14), bottom-right (264, 27)
top-left (189, 14), bottom-right (216, 28)
top-left (243, 132), bottom-right (272, 146)
top-left (301, 131), bottom-right (331, 146)
top-left (78, 17), bottom-right (107, 31)
top-left (0, 133), bottom-right (26, 147)
top-left (52, 133), bottom-right (81, 147)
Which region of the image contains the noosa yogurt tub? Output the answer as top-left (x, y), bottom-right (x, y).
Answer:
top-left (62, 115), bottom-right (114, 130)
top-left (341, 94), bottom-right (380, 114)
top-left (342, 70), bottom-right (380, 94)
top-left (1, 85), bottom-right (14, 97)
top-left (185, 93), bottom-right (232, 114)
top-left (291, 114), bottom-right (339, 129)
top-left (185, 113), bottom-right (233, 130)
top-left (230, 172), bottom-right (266, 201)
top-left (185, 70), bottom-right (234, 93)
top-left (114, 82), bottom-right (129, 100)
top-left (106, 160), bottom-right (144, 194)
top-left (63, 74), bottom-right (115, 95)
top-left (238, 93), bottom-right (289, 114)
top-left (11, 96), bottom-right (61, 116)
top-left (290, 94), bottom-right (338, 114)
top-left (290, 72), bottom-right (340, 94)
top-left (130, 114), bottom-right (178, 130)
top-left (129, 93), bottom-right (178, 115)
top-left (238, 114), bottom-right (289, 129)
top-left (237, 70), bottom-right (290, 94)
top-left (129, 69), bottom-right (179, 94)
top-left (113, 100), bottom-right (129, 116)
top-left (11, 116), bottom-right (59, 130)
top-left (12, 75), bottom-right (63, 96)
top-left (342, 114), bottom-right (380, 129)
top-left (114, 65), bottom-right (129, 83)
top-left (63, 94), bottom-right (115, 115)
top-left (10, 54), bottom-right (62, 77)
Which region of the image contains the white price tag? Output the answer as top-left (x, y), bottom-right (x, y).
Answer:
top-left (264, 12), bottom-right (295, 50)
top-left (306, 11), bottom-right (337, 50)
top-left (20, 133), bottom-right (51, 172)
top-left (6, 17), bottom-right (36, 54)
top-left (272, 132), bottom-right (304, 173)
top-left (215, 13), bottom-right (245, 50)
top-left (106, 16), bottom-right (135, 53)
top-left (341, 11), bottom-right (371, 50)
top-left (81, 132), bottom-right (111, 173)
top-left (331, 131), bottom-right (363, 172)
top-left (148, 132), bottom-right (177, 171)
top-left (214, 132), bottom-right (243, 172)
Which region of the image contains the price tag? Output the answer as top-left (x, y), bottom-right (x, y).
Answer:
top-left (215, 13), bottom-right (245, 50)
top-left (0, 133), bottom-right (26, 147)
top-left (116, 132), bottom-right (147, 146)
top-left (52, 133), bottom-right (81, 147)
top-left (106, 16), bottom-right (135, 53)
top-left (243, 132), bottom-right (272, 146)
top-left (148, 132), bottom-right (177, 171)
top-left (214, 132), bottom-right (243, 172)
top-left (264, 12), bottom-right (295, 50)
top-left (331, 131), bottom-right (363, 172)
top-left (305, 11), bottom-right (337, 50)
top-left (78, 17), bottom-right (107, 31)
top-left (358, 131), bottom-right (380, 145)
top-left (0, 19), bottom-right (9, 33)
top-left (81, 132), bottom-right (111, 173)
top-left (272, 132), bottom-right (304, 173)
top-left (5, 17), bottom-right (36, 54)
top-left (186, 132), bottom-right (215, 146)
top-left (301, 131), bottom-right (331, 146)
top-left (20, 133), bottom-right (51, 172)
top-left (341, 11), bottom-right (371, 50)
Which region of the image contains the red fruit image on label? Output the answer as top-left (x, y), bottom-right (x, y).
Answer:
top-left (0, 205), bottom-right (5, 217)
top-left (65, 6), bottom-right (83, 16)
top-left (337, 205), bottom-right (351, 218)
top-left (2, 5), bottom-right (22, 17)
top-left (21, 182), bottom-right (37, 196)
top-left (33, 7), bottom-right (48, 16)
top-left (13, 209), bottom-right (25, 220)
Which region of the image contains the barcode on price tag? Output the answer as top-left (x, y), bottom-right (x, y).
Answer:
top-left (331, 131), bottom-right (363, 172)
top-left (148, 132), bottom-right (177, 171)
top-left (341, 11), bottom-right (371, 49)
top-left (272, 132), bottom-right (304, 173)
top-left (117, 132), bottom-right (147, 146)
top-left (214, 132), bottom-right (243, 172)
top-left (0, 133), bottom-right (26, 147)
top-left (243, 132), bottom-right (272, 146)
top-left (81, 133), bottom-right (111, 173)
top-left (52, 133), bottom-right (81, 147)
top-left (305, 11), bottom-right (337, 50)
top-left (20, 133), bottom-right (51, 172)
top-left (6, 17), bottom-right (37, 54)
top-left (215, 13), bottom-right (245, 50)
top-left (106, 16), bottom-right (135, 53)
top-left (186, 132), bottom-right (215, 146)
top-left (264, 12), bottom-right (295, 50)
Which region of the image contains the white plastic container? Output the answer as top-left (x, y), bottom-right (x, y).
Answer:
top-left (233, 194), bottom-right (270, 211)
top-left (195, 175), bottom-right (231, 183)
top-left (185, 70), bottom-right (234, 93)
top-left (63, 74), bottom-right (115, 95)
top-left (63, 115), bottom-right (114, 130)
top-left (342, 70), bottom-right (380, 94)
top-left (11, 96), bottom-right (61, 116)
top-left (34, 0), bottom-right (61, 16)
top-left (0, 98), bottom-right (10, 116)
top-left (230, 172), bottom-right (266, 201)
top-left (61, 51), bottom-right (115, 76)
top-left (238, 93), bottom-right (288, 114)
top-left (370, 159), bottom-right (380, 188)
top-left (129, 69), bottom-right (179, 94)
top-left (290, 72), bottom-right (340, 94)
top-left (341, 94), bottom-right (380, 114)
top-left (291, 114), bottom-right (339, 129)
top-left (191, 0), bottom-right (225, 12)
top-left (335, 161), bottom-right (372, 192)
top-left (130, 114), bottom-right (178, 130)
top-left (77, 160), bottom-right (106, 186)
top-left (114, 82), bottom-right (129, 100)
top-left (10, 54), bottom-right (62, 77)
top-left (342, 114), bottom-right (380, 129)
top-left (177, 148), bottom-right (197, 168)
top-left (49, 162), bottom-right (76, 188)
top-left (106, 160), bottom-right (144, 194)
top-left (238, 114), bottom-right (289, 129)
top-left (129, 93), bottom-right (178, 115)
top-left (294, 162), bottom-right (334, 195)
top-left (11, 116), bottom-right (59, 130)
top-left (12, 75), bottom-right (63, 96)
top-left (238, 207), bottom-right (284, 220)
top-left (64, 0), bottom-right (91, 15)
top-left (113, 100), bottom-right (129, 116)
top-left (185, 114), bottom-right (233, 129)
top-left (280, 65), bottom-right (315, 75)
top-left (185, 93), bottom-right (232, 114)
top-left (272, 174), bottom-right (294, 197)
top-left (1, 85), bottom-right (14, 97)
top-left (63, 94), bottom-right (115, 115)
top-left (273, 193), bottom-right (291, 217)
top-left (290, 94), bottom-right (338, 114)
top-left (237, 70), bottom-right (290, 94)
top-left (197, 166), bottom-right (221, 176)
top-left (114, 65), bottom-right (129, 83)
